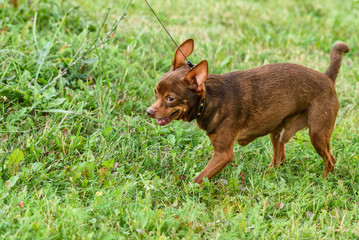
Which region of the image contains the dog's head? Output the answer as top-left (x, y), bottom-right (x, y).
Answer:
top-left (146, 39), bottom-right (208, 126)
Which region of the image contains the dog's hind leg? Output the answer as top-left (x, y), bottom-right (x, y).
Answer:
top-left (308, 100), bottom-right (339, 178)
top-left (270, 114), bottom-right (309, 168)
top-left (269, 130), bottom-right (286, 167)
top-left (279, 114), bottom-right (308, 144)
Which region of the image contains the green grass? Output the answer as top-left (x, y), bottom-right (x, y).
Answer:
top-left (1, 0), bottom-right (358, 239)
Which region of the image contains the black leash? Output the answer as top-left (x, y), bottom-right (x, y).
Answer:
top-left (143, 0), bottom-right (194, 68)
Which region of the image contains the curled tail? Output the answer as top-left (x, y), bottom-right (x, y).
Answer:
top-left (325, 42), bottom-right (349, 82)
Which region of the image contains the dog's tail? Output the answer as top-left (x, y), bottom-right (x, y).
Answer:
top-left (325, 42), bottom-right (349, 83)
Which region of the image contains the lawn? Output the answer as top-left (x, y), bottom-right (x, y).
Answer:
top-left (0, 0), bottom-right (358, 239)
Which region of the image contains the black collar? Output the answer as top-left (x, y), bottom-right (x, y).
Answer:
top-left (191, 82), bottom-right (207, 121)
top-left (194, 97), bottom-right (205, 119)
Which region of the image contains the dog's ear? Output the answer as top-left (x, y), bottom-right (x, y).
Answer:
top-left (171, 39), bottom-right (194, 70)
top-left (184, 60), bottom-right (208, 95)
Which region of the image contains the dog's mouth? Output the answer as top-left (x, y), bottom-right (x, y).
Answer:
top-left (157, 110), bottom-right (180, 126)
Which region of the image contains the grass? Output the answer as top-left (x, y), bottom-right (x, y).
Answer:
top-left (0, 0), bottom-right (358, 238)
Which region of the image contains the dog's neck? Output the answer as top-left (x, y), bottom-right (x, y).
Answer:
top-left (188, 84), bottom-right (207, 121)
top-left (193, 74), bottom-right (227, 132)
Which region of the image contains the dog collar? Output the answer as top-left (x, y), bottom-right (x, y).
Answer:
top-left (192, 82), bottom-right (207, 120)
top-left (194, 98), bottom-right (206, 119)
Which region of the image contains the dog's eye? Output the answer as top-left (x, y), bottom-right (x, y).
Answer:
top-left (166, 96), bottom-right (175, 102)
top-left (154, 89), bottom-right (158, 95)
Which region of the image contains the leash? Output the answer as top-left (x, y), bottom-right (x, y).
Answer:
top-left (143, 0), bottom-right (194, 68)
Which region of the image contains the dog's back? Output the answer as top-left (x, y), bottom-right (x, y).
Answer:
top-left (205, 43), bottom-right (349, 137)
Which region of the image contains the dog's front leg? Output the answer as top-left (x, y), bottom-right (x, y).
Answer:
top-left (194, 131), bottom-right (236, 184)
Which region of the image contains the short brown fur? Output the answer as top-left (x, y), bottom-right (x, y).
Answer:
top-left (147, 39), bottom-right (349, 184)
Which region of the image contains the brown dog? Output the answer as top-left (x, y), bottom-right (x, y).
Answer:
top-left (146, 39), bottom-right (349, 184)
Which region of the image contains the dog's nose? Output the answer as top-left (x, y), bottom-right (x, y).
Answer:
top-left (146, 108), bottom-right (155, 117)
